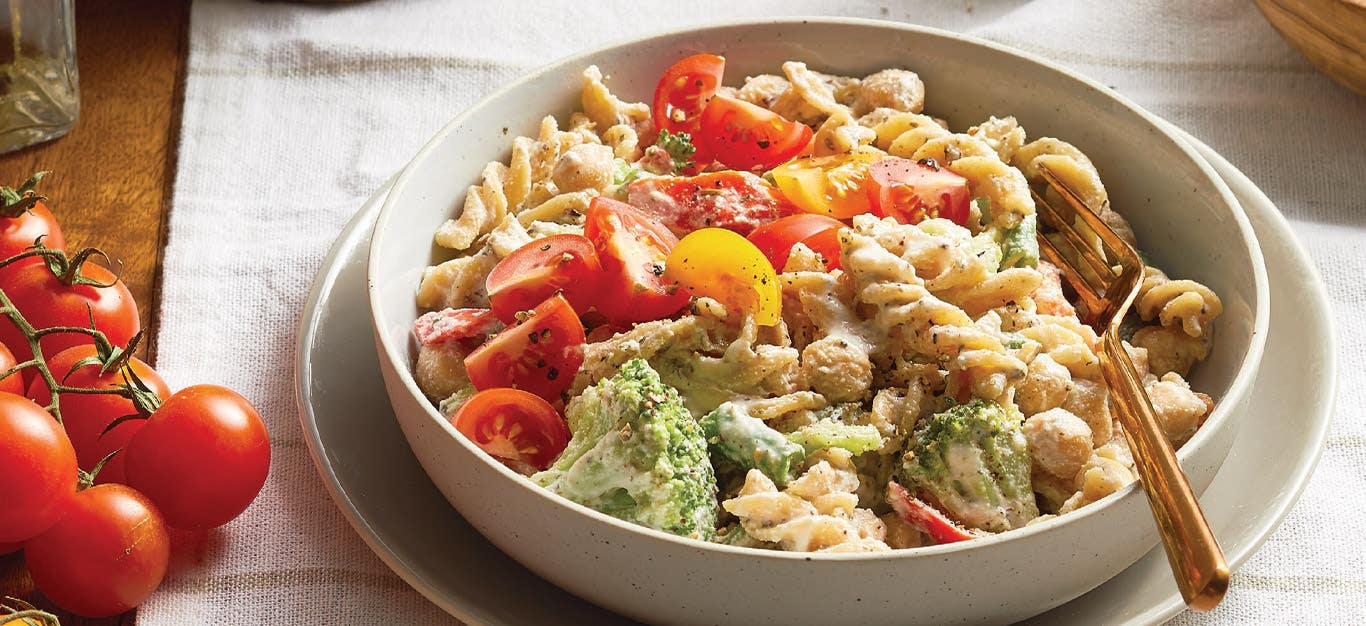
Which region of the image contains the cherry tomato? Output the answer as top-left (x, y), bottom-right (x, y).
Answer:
top-left (770, 150), bottom-right (884, 218)
top-left (867, 157), bottom-right (971, 226)
top-left (464, 294), bottom-right (585, 403)
top-left (625, 171), bottom-right (798, 238)
top-left (653, 54), bottom-right (725, 137)
top-left (697, 95), bottom-right (812, 172)
top-left (665, 228), bottom-right (781, 326)
top-left (26, 345), bottom-right (171, 485)
top-left (412, 308), bottom-right (502, 352)
top-left (486, 235), bottom-right (603, 323)
top-left (0, 341), bottom-right (26, 395)
top-left (746, 214), bottom-right (846, 272)
top-left (0, 392), bottom-right (76, 543)
top-left (887, 481), bottom-right (975, 544)
top-left (0, 172), bottom-right (65, 259)
top-left (0, 259), bottom-right (139, 383)
top-left (123, 385), bottom-right (270, 530)
top-left (452, 388), bottom-right (569, 471)
top-left (25, 484), bottom-right (169, 617)
top-left (583, 197), bottom-right (691, 324)
top-left (0, 540), bottom-right (19, 555)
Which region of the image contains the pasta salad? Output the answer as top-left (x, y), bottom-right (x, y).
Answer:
top-left (409, 55), bottom-right (1224, 553)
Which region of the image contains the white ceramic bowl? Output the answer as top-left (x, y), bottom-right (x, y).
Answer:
top-left (368, 19), bottom-right (1269, 625)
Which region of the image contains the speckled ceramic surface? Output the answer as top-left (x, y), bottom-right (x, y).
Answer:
top-left (298, 133), bottom-right (1330, 625)
top-left (362, 19), bottom-right (1269, 625)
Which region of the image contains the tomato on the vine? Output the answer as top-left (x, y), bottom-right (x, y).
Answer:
top-left (697, 95), bottom-right (812, 172)
top-left (464, 294), bottom-right (585, 402)
top-left (24, 484), bottom-right (170, 617)
top-left (451, 388), bottom-right (569, 472)
top-left (0, 341), bottom-right (26, 395)
top-left (123, 385), bottom-right (270, 530)
top-left (746, 214), bottom-right (846, 271)
top-left (583, 197), bottom-right (691, 324)
top-left (26, 345), bottom-right (171, 485)
top-left (0, 255), bottom-right (139, 381)
top-left (0, 392), bottom-right (76, 543)
top-left (0, 171), bottom-right (65, 259)
top-left (653, 54), bottom-right (725, 136)
top-left (486, 235), bottom-right (603, 323)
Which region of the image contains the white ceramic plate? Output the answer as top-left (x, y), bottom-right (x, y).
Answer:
top-left (295, 134), bottom-right (1334, 625)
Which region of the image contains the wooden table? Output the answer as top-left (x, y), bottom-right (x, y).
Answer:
top-left (0, 1), bottom-right (191, 624)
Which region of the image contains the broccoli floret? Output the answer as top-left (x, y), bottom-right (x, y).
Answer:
top-left (536, 359), bottom-right (718, 539)
top-left (701, 402), bottom-right (806, 486)
top-left (656, 130), bottom-right (697, 171)
top-left (896, 398), bottom-right (1038, 532)
top-left (787, 419), bottom-right (882, 456)
top-left (998, 213), bottom-right (1039, 269)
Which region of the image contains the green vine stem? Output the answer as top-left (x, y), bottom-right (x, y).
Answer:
top-left (2, 596), bottom-right (60, 626)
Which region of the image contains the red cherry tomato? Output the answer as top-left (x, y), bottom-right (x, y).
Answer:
top-left (0, 341), bottom-right (26, 395)
top-left (0, 173), bottom-right (65, 258)
top-left (25, 484), bottom-right (169, 617)
top-left (625, 171), bottom-right (799, 238)
top-left (0, 540), bottom-right (20, 555)
top-left (0, 259), bottom-right (139, 384)
top-left (697, 95), bottom-right (813, 172)
top-left (451, 388), bottom-right (569, 471)
top-left (0, 392), bottom-right (76, 543)
top-left (887, 481), bottom-right (975, 544)
top-left (486, 235), bottom-right (603, 323)
top-left (26, 345), bottom-right (171, 485)
top-left (653, 54), bottom-right (725, 137)
top-left (464, 294), bottom-right (585, 403)
top-left (746, 214), bottom-right (846, 272)
top-left (123, 385), bottom-right (270, 530)
top-left (583, 198), bottom-right (691, 324)
top-left (867, 157), bottom-right (971, 226)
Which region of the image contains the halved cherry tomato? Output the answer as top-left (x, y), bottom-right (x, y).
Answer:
top-left (625, 171), bottom-right (798, 238)
top-left (464, 294), bottom-right (585, 402)
top-left (485, 235), bottom-right (602, 323)
top-left (771, 150), bottom-right (884, 218)
top-left (665, 228), bottom-right (780, 326)
top-left (413, 308), bottom-right (502, 347)
top-left (697, 95), bottom-right (812, 172)
top-left (746, 214), bottom-right (846, 272)
top-left (653, 54), bottom-right (725, 137)
top-left (584, 198), bottom-right (691, 324)
top-left (27, 345), bottom-right (171, 486)
top-left (867, 157), bottom-right (971, 226)
top-left (452, 388), bottom-right (569, 472)
top-left (887, 481), bottom-right (975, 544)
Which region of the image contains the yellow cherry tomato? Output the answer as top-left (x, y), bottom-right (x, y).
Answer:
top-left (770, 148), bottom-right (886, 218)
top-left (665, 228), bottom-right (781, 326)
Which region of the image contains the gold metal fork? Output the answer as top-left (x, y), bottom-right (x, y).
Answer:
top-left (1032, 165), bottom-right (1229, 611)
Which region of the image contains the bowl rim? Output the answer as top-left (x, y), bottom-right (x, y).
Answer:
top-left (367, 16), bottom-right (1271, 562)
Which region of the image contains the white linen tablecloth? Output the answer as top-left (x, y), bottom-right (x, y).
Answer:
top-left (148, 0), bottom-right (1365, 623)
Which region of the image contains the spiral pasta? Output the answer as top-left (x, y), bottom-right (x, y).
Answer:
top-left (1136, 265), bottom-right (1223, 338)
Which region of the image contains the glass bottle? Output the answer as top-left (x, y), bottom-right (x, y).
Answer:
top-left (0, 0), bottom-right (78, 154)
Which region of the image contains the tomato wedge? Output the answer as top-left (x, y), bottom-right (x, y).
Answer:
top-left (485, 235), bottom-right (603, 323)
top-left (653, 54), bottom-right (725, 136)
top-left (464, 294), bottom-right (585, 402)
top-left (665, 228), bottom-right (780, 326)
top-left (584, 197), bottom-right (691, 324)
top-left (747, 214), bottom-right (846, 272)
top-left (697, 95), bottom-right (813, 172)
top-left (625, 171), bottom-right (798, 238)
top-left (886, 481), bottom-right (976, 544)
top-left (867, 157), bottom-right (971, 226)
top-left (771, 151), bottom-right (883, 218)
top-left (451, 388), bottom-right (569, 472)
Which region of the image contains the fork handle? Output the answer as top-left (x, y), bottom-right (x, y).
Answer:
top-left (1099, 331), bottom-right (1229, 610)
